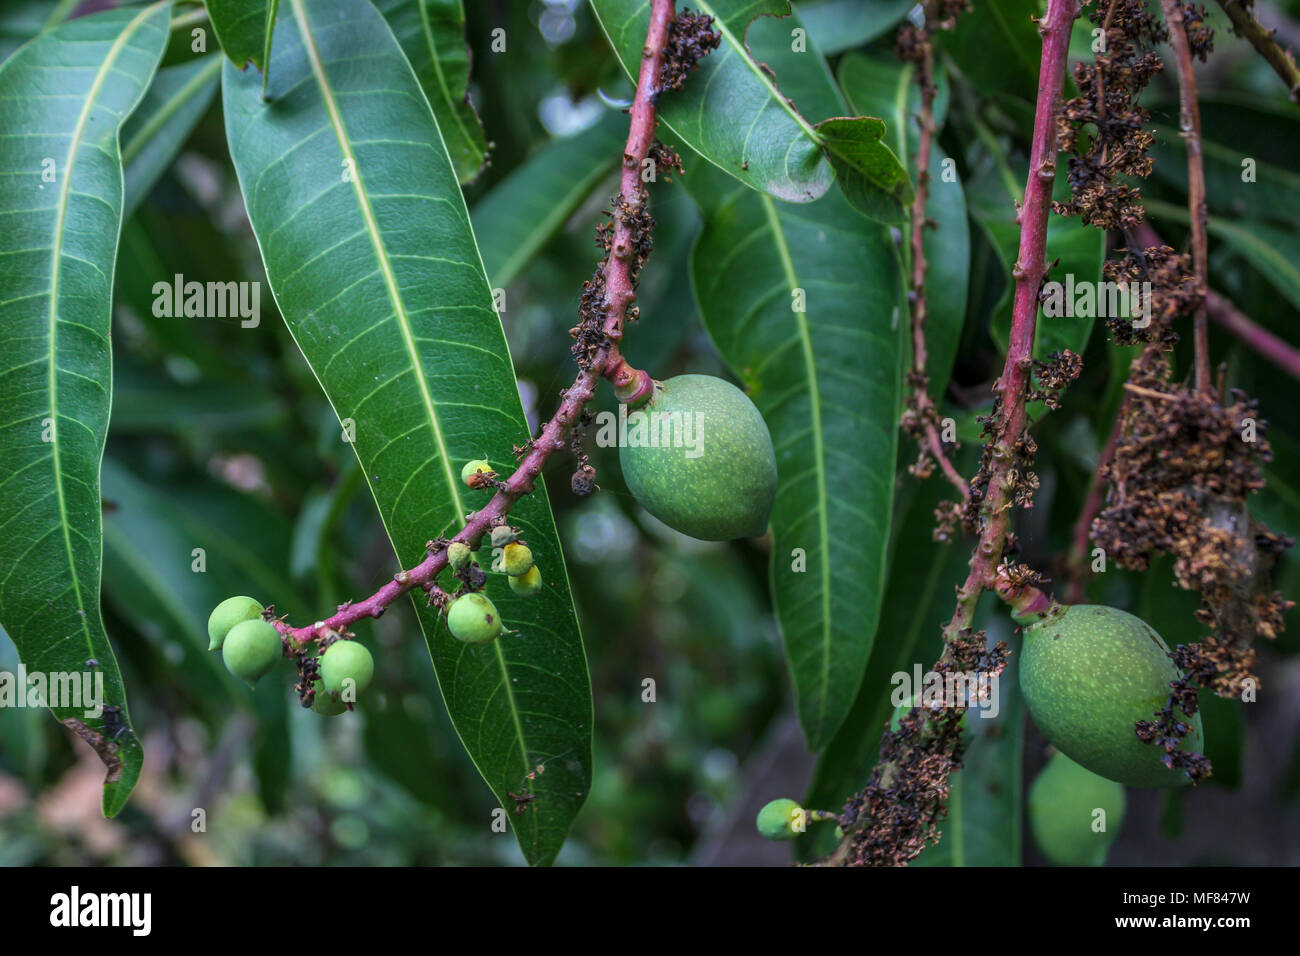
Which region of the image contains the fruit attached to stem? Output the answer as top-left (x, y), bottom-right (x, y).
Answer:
top-left (207, 595), bottom-right (263, 651)
top-left (508, 565), bottom-right (542, 597)
top-left (1029, 751), bottom-right (1126, 866)
top-left (222, 619), bottom-right (281, 688)
top-left (319, 639), bottom-right (374, 701)
top-left (447, 592), bottom-right (503, 644)
top-left (755, 798), bottom-right (806, 841)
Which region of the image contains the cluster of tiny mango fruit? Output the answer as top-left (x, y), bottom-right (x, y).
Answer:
top-left (206, 596), bottom-right (374, 717)
top-left (441, 461), bottom-right (544, 645)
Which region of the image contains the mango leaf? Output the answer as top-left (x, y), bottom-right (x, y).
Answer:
top-left (204, 0), bottom-right (278, 78)
top-left (937, 0), bottom-right (1040, 104)
top-left (0, 0), bottom-right (76, 64)
top-left (838, 53), bottom-right (968, 399)
top-left (795, 0), bottom-right (915, 56)
top-left (685, 146), bottom-right (903, 748)
top-left (470, 111), bottom-right (626, 289)
top-left (100, 459), bottom-right (296, 808)
top-left (0, 2), bottom-right (171, 817)
top-left (122, 54), bottom-right (222, 217)
top-left (799, 450), bottom-right (976, 859)
top-left (223, 0), bottom-right (591, 865)
top-left (374, 0), bottom-right (486, 184)
top-left (914, 648), bottom-right (1025, 866)
top-left (590, 0), bottom-right (911, 221)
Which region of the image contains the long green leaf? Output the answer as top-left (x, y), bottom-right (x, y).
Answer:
top-left (686, 152), bottom-right (904, 749)
top-left (374, 0), bottom-right (486, 184)
top-left (204, 0), bottom-right (279, 77)
top-left (223, 0), bottom-right (591, 865)
top-left (471, 111), bottom-right (626, 289)
top-left (122, 54), bottom-right (222, 217)
top-left (590, 0), bottom-right (911, 220)
top-left (0, 1), bottom-right (170, 817)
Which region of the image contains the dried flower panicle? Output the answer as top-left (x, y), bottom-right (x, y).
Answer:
top-left (1102, 244), bottom-right (1201, 346)
top-left (1091, 355), bottom-right (1292, 698)
top-left (659, 9), bottom-right (720, 92)
top-left (839, 630), bottom-right (1007, 867)
top-left (1055, 0), bottom-right (1166, 229)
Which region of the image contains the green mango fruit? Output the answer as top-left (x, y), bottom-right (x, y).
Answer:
top-left (447, 592), bottom-right (503, 644)
top-left (1019, 604), bottom-right (1203, 788)
top-left (1029, 751), bottom-right (1126, 866)
top-left (222, 619), bottom-right (282, 688)
top-left (312, 680), bottom-right (348, 717)
top-left (501, 542), bottom-right (534, 576)
top-left (207, 595), bottom-right (263, 651)
top-left (755, 798), bottom-right (804, 841)
top-left (508, 565), bottom-right (542, 597)
top-left (618, 375), bottom-right (777, 541)
top-left (319, 640), bottom-right (374, 700)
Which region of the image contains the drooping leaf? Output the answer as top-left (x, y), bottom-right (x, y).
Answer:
top-left (0, 1), bottom-right (171, 817)
top-left (99, 459), bottom-right (296, 808)
top-left (471, 111), bottom-right (626, 289)
top-left (686, 148), bottom-right (904, 748)
top-left (590, 0), bottom-right (911, 220)
top-left (122, 54), bottom-right (222, 217)
top-left (795, 0), bottom-right (915, 56)
top-left (374, 0), bottom-right (486, 184)
top-left (838, 53), bottom-right (969, 399)
top-left (223, 0), bottom-right (592, 865)
top-left (204, 0), bottom-right (279, 78)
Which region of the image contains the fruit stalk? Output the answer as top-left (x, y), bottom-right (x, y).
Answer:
top-left (1159, 0), bottom-right (1212, 396)
top-left (269, 0), bottom-right (679, 647)
top-left (831, 0), bottom-right (1080, 866)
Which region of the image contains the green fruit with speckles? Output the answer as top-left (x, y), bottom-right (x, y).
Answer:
top-left (618, 375), bottom-right (776, 541)
top-left (312, 680), bottom-right (348, 717)
top-left (319, 640), bottom-right (374, 700)
top-left (508, 565), bottom-right (542, 596)
top-left (447, 541), bottom-right (472, 570)
top-left (755, 798), bottom-right (805, 841)
top-left (1029, 751), bottom-right (1126, 866)
top-left (502, 542), bottom-right (534, 576)
top-left (207, 595), bottom-right (263, 651)
top-left (447, 592), bottom-right (503, 644)
top-left (1019, 604), bottom-right (1203, 788)
top-left (222, 619), bottom-right (281, 688)
top-left (461, 459), bottom-right (492, 485)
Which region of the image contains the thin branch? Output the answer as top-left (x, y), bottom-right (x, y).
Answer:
top-left (1160, 0), bottom-right (1213, 395)
top-left (902, 3), bottom-right (970, 503)
top-left (271, 0), bottom-right (679, 648)
top-left (830, 0), bottom-right (1080, 867)
top-left (1216, 0), bottom-right (1300, 101)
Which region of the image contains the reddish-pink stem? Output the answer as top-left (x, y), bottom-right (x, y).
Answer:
top-left (1161, 0), bottom-right (1212, 396)
top-left (272, 0), bottom-right (677, 647)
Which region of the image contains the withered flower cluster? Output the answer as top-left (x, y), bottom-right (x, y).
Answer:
top-left (1092, 355), bottom-right (1293, 701)
top-left (1055, 0), bottom-right (1167, 230)
top-left (1101, 243), bottom-right (1201, 346)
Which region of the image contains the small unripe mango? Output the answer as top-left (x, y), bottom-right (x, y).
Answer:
top-left (319, 640), bottom-right (374, 700)
top-left (447, 541), bottom-right (472, 570)
top-left (222, 619), bottom-right (281, 688)
top-left (312, 680), bottom-right (348, 717)
top-left (619, 375), bottom-right (777, 541)
top-left (1029, 752), bottom-right (1126, 865)
top-left (502, 542), bottom-right (534, 576)
top-left (461, 459), bottom-right (492, 486)
top-left (508, 565), bottom-right (542, 597)
top-left (490, 525), bottom-right (516, 549)
top-left (755, 798), bottom-right (805, 841)
top-left (1019, 604), bottom-right (1204, 788)
top-left (207, 595), bottom-right (263, 651)
top-left (447, 592), bottom-right (503, 644)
